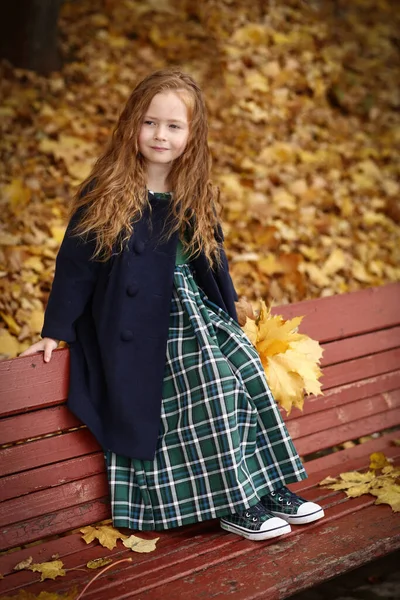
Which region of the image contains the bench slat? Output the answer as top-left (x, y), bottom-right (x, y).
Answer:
top-left (321, 326), bottom-right (400, 367)
top-left (321, 348), bottom-right (400, 390)
top-left (272, 282), bottom-right (400, 343)
top-left (0, 453), bottom-right (105, 502)
top-left (301, 430), bottom-right (400, 476)
top-left (294, 407), bottom-right (400, 455)
top-left (286, 370), bottom-right (400, 419)
top-left (0, 405), bottom-right (81, 445)
top-left (0, 350), bottom-right (69, 416)
top-left (0, 473), bottom-right (108, 528)
top-left (0, 498), bottom-right (110, 551)
top-left (0, 429), bottom-right (100, 477)
top-left (287, 388), bottom-right (400, 441)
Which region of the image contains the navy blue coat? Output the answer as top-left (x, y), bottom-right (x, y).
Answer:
top-left (42, 194), bottom-right (238, 459)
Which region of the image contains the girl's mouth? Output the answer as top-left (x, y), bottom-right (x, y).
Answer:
top-left (151, 146), bottom-right (169, 151)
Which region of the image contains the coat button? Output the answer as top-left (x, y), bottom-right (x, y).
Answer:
top-left (120, 330), bottom-right (133, 342)
top-left (126, 283), bottom-right (139, 297)
top-left (133, 240), bottom-right (145, 254)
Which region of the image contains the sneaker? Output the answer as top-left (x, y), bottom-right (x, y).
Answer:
top-left (220, 501), bottom-right (291, 541)
top-left (261, 486), bottom-right (324, 525)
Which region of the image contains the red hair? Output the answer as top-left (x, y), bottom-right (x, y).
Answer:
top-left (71, 69), bottom-right (221, 265)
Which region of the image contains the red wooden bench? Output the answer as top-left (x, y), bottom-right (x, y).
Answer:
top-left (1, 282), bottom-right (399, 599)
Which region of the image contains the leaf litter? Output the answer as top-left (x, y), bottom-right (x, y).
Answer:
top-left (320, 452), bottom-right (400, 512)
top-left (1, 0), bottom-right (399, 360)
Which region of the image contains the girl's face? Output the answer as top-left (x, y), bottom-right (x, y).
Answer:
top-left (138, 91), bottom-right (190, 168)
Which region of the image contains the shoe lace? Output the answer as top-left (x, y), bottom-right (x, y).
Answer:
top-left (242, 502), bottom-right (267, 523)
top-left (269, 486), bottom-right (304, 507)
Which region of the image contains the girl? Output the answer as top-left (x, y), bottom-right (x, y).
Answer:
top-left (21, 69), bottom-right (324, 541)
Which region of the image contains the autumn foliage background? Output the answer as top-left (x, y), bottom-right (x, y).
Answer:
top-left (0, 0), bottom-right (399, 359)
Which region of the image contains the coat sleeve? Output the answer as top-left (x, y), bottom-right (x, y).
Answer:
top-left (41, 209), bottom-right (100, 343)
top-left (215, 223), bottom-right (239, 302)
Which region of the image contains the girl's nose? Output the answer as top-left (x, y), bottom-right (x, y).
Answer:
top-left (154, 125), bottom-right (167, 141)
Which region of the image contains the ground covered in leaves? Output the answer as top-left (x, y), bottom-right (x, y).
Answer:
top-left (0, 0), bottom-right (399, 358)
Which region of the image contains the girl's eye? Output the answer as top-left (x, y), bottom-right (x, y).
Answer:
top-left (169, 124), bottom-right (180, 129)
top-left (144, 120), bottom-right (154, 125)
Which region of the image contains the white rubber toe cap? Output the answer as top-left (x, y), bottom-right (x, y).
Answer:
top-left (290, 501), bottom-right (324, 524)
top-left (260, 516), bottom-right (291, 532)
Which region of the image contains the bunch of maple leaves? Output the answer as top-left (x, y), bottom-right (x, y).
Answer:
top-left (0, 0), bottom-right (399, 364)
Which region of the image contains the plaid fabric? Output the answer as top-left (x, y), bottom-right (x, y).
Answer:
top-left (105, 265), bottom-right (307, 531)
top-left (221, 502), bottom-right (280, 532)
top-left (262, 487), bottom-right (308, 514)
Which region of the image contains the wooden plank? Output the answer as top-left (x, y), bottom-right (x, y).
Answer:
top-left (0, 284), bottom-right (398, 419)
top-left (0, 520), bottom-right (217, 579)
top-left (286, 389), bottom-right (400, 440)
top-left (300, 431), bottom-right (400, 476)
top-left (0, 473), bottom-right (108, 528)
top-left (321, 326), bottom-right (400, 367)
top-left (0, 405), bottom-right (81, 445)
top-left (285, 370), bottom-right (400, 420)
top-left (0, 452), bottom-right (105, 502)
top-left (0, 429), bottom-right (100, 477)
top-left (116, 505), bottom-right (400, 600)
top-left (2, 456), bottom-right (399, 594)
top-left (0, 350), bottom-right (69, 417)
top-left (44, 496), bottom-right (397, 599)
top-left (0, 498), bottom-right (110, 552)
top-left (272, 283), bottom-right (400, 343)
top-left (294, 408), bottom-right (400, 456)
top-left (291, 443), bottom-right (400, 493)
top-left (321, 348), bottom-right (400, 390)
top-left (0, 493), bottom-right (378, 597)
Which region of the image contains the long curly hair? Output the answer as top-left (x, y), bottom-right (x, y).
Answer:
top-left (71, 69), bottom-right (221, 265)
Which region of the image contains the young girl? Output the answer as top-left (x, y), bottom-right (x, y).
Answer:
top-left (21, 69), bottom-right (324, 541)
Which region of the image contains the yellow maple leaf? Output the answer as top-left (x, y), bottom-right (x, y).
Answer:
top-left (264, 355), bottom-right (305, 413)
top-left (242, 317), bottom-right (258, 345)
top-left (319, 454), bottom-right (400, 511)
top-left (86, 557), bottom-right (113, 569)
top-left (0, 592), bottom-right (77, 600)
top-left (122, 535), bottom-right (160, 553)
top-left (370, 484), bottom-right (400, 512)
top-left (369, 452), bottom-right (392, 470)
top-left (80, 524), bottom-right (127, 550)
top-left (29, 560), bottom-right (65, 582)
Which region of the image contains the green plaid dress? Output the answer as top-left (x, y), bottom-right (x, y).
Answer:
top-left (105, 243), bottom-right (306, 531)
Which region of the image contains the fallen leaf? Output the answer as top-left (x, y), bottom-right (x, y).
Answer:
top-left (0, 328), bottom-right (20, 358)
top-left (122, 535), bottom-right (160, 553)
top-left (370, 484), bottom-right (400, 512)
top-left (86, 557), bottom-right (113, 569)
top-left (80, 524), bottom-right (127, 550)
top-left (369, 452), bottom-right (392, 470)
top-left (13, 556), bottom-right (33, 571)
top-left (29, 560), bottom-right (66, 582)
top-left (320, 453), bottom-right (400, 512)
top-left (0, 591), bottom-right (77, 599)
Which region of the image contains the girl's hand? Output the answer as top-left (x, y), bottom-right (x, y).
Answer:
top-left (19, 337), bottom-right (59, 363)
